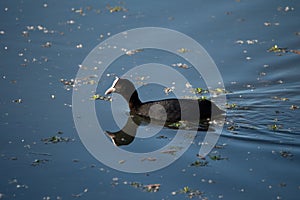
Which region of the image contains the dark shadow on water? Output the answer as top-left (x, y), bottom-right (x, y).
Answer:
top-left (105, 113), bottom-right (213, 146)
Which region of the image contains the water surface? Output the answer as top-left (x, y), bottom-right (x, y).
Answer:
top-left (1, 0), bottom-right (300, 199)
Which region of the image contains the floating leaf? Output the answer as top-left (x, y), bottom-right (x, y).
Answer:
top-left (143, 184), bottom-right (160, 192)
top-left (182, 186), bottom-right (190, 193)
top-left (268, 124), bottom-right (282, 131)
top-left (109, 6), bottom-right (127, 13)
top-left (226, 103), bottom-right (237, 109)
top-left (194, 87), bottom-right (203, 94)
top-left (190, 160), bottom-right (208, 167)
top-left (41, 134), bottom-right (72, 144)
top-left (92, 94), bottom-right (111, 101)
top-left (130, 182), bottom-right (143, 189)
top-left (267, 45), bottom-right (288, 53)
top-left (174, 186), bottom-right (205, 199)
top-left (209, 154), bottom-right (227, 161)
top-left (168, 122), bottom-right (181, 128)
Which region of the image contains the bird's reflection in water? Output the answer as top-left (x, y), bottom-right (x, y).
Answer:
top-left (104, 77), bottom-right (225, 146)
top-left (105, 113), bottom-right (211, 146)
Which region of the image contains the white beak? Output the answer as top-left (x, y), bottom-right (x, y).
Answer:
top-left (105, 87), bottom-right (116, 95)
top-left (104, 77), bottom-right (119, 95)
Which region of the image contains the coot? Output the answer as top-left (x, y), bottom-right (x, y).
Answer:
top-left (105, 77), bottom-right (224, 125)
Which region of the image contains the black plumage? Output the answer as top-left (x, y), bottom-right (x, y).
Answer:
top-left (105, 78), bottom-right (224, 124)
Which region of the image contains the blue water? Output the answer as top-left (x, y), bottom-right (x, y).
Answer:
top-left (1, 0), bottom-right (300, 199)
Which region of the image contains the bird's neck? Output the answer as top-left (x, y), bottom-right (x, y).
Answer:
top-left (128, 91), bottom-right (142, 111)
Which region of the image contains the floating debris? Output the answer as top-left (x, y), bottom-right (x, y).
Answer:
top-left (264, 22), bottom-right (280, 27)
top-left (60, 78), bottom-right (74, 86)
top-left (267, 45), bottom-right (288, 53)
top-left (143, 184), bottom-right (160, 192)
top-left (10, 156), bottom-right (18, 160)
top-left (214, 144), bottom-right (227, 149)
top-left (60, 78), bottom-right (75, 90)
top-left (72, 159), bottom-right (80, 163)
top-left (161, 149), bottom-right (178, 155)
top-left (168, 121), bottom-right (183, 129)
top-left (172, 186), bottom-right (205, 199)
top-left (111, 177), bottom-right (119, 186)
top-left (235, 39), bottom-right (258, 45)
top-left (22, 31), bottom-right (29, 37)
top-left (8, 178), bottom-right (29, 189)
top-left (119, 160), bottom-right (125, 164)
top-left (29, 152), bottom-right (52, 156)
top-left (212, 88), bottom-right (229, 95)
top-left (171, 63), bottom-right (189, 69)
top-left (190, 160), bottom-right (209, 167)
top-left (161, 146), bottom-right (183, 155)
top-left (277, 6), bottom-right (295, 12)
top-left (67, 20), bottom-right (76, 24)
top-left (279, 151), bottom-right (293, 158)
top-left (130, 182), bottom-right (143, 189)
top-left (268, 124), bottom-right (282, 131)
top-left (156, 135), bottom-right (168, 139)
top-left (226, 103), bottom-right (238, 109)
top-left (72, 188), bottom-right (88, 198)
top-left (64, 103), bottom-right (72, 108)
top-left (191, 86), bottom-right (223, 96)
top-left (209, 154), bottom-right (227, 161)
top-left (71, 8), bottom-right (85, 16)
top-left (227, 125), bottom-right (238, 131)
top-left (141, 157), bottom-right (157, 162)
top-left (246, 39), bottom-right (258, 44)
top-left (31, 159), bottom-right (50, 166)
top-left (177, 48), bottom-right (189, 53)
top-left (164, 87), bottom-right (174, 95)
top-left (290, 105), bottom-right (299, 110)
top-left (267, 45), bottom-right (300, 56)
top-left (185, 82), bottom-right (192, 89)
top-left (193, 87), bottom-right (208, 94)
top-left (22, 24), bottom-right (60, 35)
top-left (41, 132), bottom-right (72, 144)
top-left (41, 135), bottom-right (71, 144)
top-left (92, 94), bottom-right (111, 101)
top-left (235, 40), bottom-right (244, 44)
top-left (290, 49), bottom-right (300, 55)
top-left (272, 150), bottom-right (293, 159)
top-left (125, 48), bottom-right (143, 56)
top-left (108, 6), bottom-right (127, 13)
top-left (128, 182), bottom-right (160, 193)
top-left (12, 98), bottom-right (22, 103)
top-left (272, 96), bottom-right (289, 101)
top-left (76, 44), bottom-right (83, 49)
top-left (42, 41), bottom-right (52, 48)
